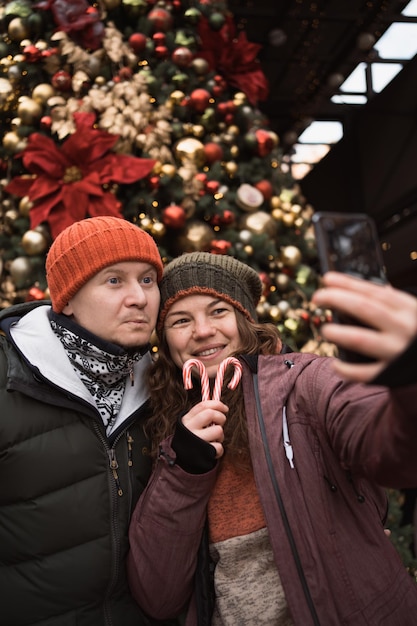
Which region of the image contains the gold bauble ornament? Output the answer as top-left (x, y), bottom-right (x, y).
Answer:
top-left (240, 211), bottom-right (278, 238)
top-left (192, 124), bottom-right (205, 138)
top-left (281, 245), bottom-right (302, 267)
top-left (8, 18), bottom-right (29, 42)
top-left (290, 203), bottom-right (303, 215)
top-left (271, 208), bottom-right (284, 222)
top-left (169, 90), bottom-right (185, 105)
top-left (282, 212), bottom-right (295, 228)
top-left (277, 300), bottom-right (291, 316)
top-left (18, 195), bottom-right (33, 217)
top-left (0, 77), bottom-right (13, 105)
top-left (256, 301), bottom-right (270, 318)
top-left (139, 216), bottom-right (153, 231)
top-left (35, 40), bottom-right (48, 52)
top-left (21, 229), bottom-right (48, 256)
top-left (17, 97), bottom-right (42, 124)
top-left (178, 165), bottom-right (195, 182)
top-left (151, 161), bottom-right (162, 175)
top-left (8, 62), bottom-right (22, 84)
top-left (176, 220), bottom-right (213, 253)
top-left (269, 306), bottom-right (282, 322)
top-left (174, 137), bottom-right (205, 167)
top-left (275, 273), bottom-right (291, 292)
top-left (224, 161), bottom-right (238, 176)
top-left (9, 256), bottom-right (35, 289)
top-left (269, 131), bottom-right (280, 147)
top-left (150, 221), bottom-right (166, 238)
top-left (270, 195), bottom-right (281, 210)
top-left (12, 54), bottom-right (25, 64)
top-left (191, 58), bottom-right (209, 75)
top-left (32, 83), bottom-right (55, 105)
top-left (4, 209), bottom-right (19, 227)
top-left (160, 163), bottom-right (177, 178)
top-left (301, 339), bottom-right (338, 358)
top-left (34, 224), bottom-right (51, 243)
top-left (10, 117), bottom-right (21, 131)
top-left (3, 131), bottom-right (21, 153)
top-left (230, 145), bottom-right (239, 159)
top-left (233, 92), bottom-right (247, 106)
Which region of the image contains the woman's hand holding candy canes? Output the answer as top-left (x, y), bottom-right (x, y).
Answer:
top-left (180, 357), bottom-right (243, 459)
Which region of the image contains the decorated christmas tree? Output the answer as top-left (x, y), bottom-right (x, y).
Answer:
top-left (0, 0), bottom-right (331, 354)
top-left (0, 0), bottom-right (415, 578)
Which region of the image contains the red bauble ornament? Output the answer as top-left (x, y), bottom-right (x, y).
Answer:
top-left (129, 33), bottom-right (147, 53)
top-left (23, 44), bottom-right (42, 62)
top-left (189, 88), bottom-right (211, 113)
top-left (211, 240), bottom-right (232, 254)
top-left (212, 85), bottom-right (224, 98)
top-left (259, 272), bottom-right (272, 296)
top-left (204, 142), bottom-right (223, 164)
top-left (118, 67), bottom-right (133, 81)
top-left (171, 46), bottom-right (193, 68)
top-left (162, 205), bottom-right (186, 229)
top-left (195, 172), bottom-right (207, 184)
top-left (216, 102), bottom-right (228, 117)
top-left (255, 179), bottom-right (274, 201)
top-left (148, 175), bottom-right (160, 190)
top-left (255, 129), bottom-right (274, 157)
top-left (154, 45), bottom-right (169, 59)
top-left (26, 286), bottom-right (46, 301)
top-left (205, 180), bottom-right (220, 194)
top-left (40, 115), bottom-right (52, 131)
top-left (148, 8), bottom-right (173, 32)
top-left (220, 210), bottom-right (235, 225)
top-left (153, 32), bottom-right (166, 45)
top-left (51, 70), bottom-right (72, 92)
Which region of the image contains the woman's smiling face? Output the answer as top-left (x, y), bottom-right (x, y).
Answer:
top-left (163, 294), bottom-right (242, 379)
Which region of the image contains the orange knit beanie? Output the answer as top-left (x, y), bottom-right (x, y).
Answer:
top-left (46, 216), bottom-right (163, 313)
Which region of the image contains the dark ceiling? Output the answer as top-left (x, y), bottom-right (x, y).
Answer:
top-left (229, 0), bottom-right (409, 147)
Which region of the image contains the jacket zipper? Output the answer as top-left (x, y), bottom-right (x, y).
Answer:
top-left (94, 424), bottom-right (133, 626)
top-left (252, 372), bottom-right (321, 626)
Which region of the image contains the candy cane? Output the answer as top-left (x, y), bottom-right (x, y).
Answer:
top-left (212, 357), bottom-right (243, 401)
top-left (182, 356), bottom-right (242, 403)
top-left (182, 358), bottom-right (210, 401)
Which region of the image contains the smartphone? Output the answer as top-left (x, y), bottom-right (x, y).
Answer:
top-left (312, 211), bottom-right (388, 362)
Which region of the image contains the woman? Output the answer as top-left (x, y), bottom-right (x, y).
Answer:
top-left (128, 251), bottom-right (417, 626)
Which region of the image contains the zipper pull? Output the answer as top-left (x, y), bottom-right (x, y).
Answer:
top-left (127, 432), bottom-right (134, 467)
top-left (108, 449), bottom-right (123, 496)
top-left (282, 406), bottom-right (295, 469)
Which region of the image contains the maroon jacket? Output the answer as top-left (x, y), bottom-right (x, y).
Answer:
top-left (128, 353), bottom-right (417, 625)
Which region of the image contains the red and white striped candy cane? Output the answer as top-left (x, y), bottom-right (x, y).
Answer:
top-left (212, 357), bottom-right (243, 401)
top-left (182, 357), bottom-right (242, 402)
top-left (182, 358), bottom-right (210, 401)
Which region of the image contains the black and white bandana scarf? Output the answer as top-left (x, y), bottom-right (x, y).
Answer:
top-left (49, 312), bottom-right (145, 435)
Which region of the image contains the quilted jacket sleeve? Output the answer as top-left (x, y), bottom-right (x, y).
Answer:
top-left (127, 436), bottom-right (217, 620)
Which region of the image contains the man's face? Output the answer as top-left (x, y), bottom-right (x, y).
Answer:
top-left (62, 261), bottom-right (160, 349)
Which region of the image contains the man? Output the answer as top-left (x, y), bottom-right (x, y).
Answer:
top-left (0, 216), bottom-right (164, 626)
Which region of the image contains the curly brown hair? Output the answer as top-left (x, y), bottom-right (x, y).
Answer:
top-left (145, 310), bottom-right (282, 469)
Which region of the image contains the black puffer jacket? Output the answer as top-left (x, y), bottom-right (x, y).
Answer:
top-left (0, 301), bottom-right (158, 626)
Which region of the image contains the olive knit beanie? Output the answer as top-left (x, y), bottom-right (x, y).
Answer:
top-left (46, 216), bottom-right (163, 313)
top-left (158, 251), bottom-right (262, 331)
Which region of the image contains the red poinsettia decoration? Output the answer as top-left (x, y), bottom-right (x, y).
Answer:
top-left (197, 15), bottom-right (269, 106)
top-left (34, 0), bottom-right (104, 51)
top-left (5, 112), bottom-right (156, 238)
